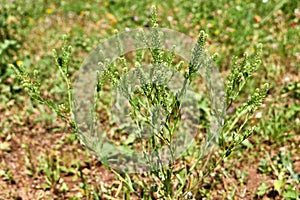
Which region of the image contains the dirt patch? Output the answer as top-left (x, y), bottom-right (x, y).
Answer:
top-left (0, 102), bottom-right (116, 199)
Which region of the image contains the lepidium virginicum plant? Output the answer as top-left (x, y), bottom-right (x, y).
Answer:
top-left (11, 6), bottom-right (269, 199)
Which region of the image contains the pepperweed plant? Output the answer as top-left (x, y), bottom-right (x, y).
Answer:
top-left (11, 6), bottom-right (268, 199)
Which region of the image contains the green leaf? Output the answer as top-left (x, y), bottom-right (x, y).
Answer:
top-left (241, 138), bottom-right (253, 149)
top-left (124, 134), bottom-right (136, 145)
top-left (0, 141), bottom-right (11, 151)
top-left (273, 179), bottom-right (284, 194)
top-left (0, 169), bottom-right (5, 176)
top-left (26, 169), bottom-right (33, 176)
top-left (256, 182), bottom-right (268, 196)
top-left (283, 189), bottom-right (299, 199)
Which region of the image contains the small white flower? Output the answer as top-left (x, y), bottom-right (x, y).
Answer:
top-left (184, 191), bottom-right (193, 199)
top-left (284, 76), bottom-right (290, 83)
top-left (272, 43), bottom-right (278, 49)
top-left (133, 16), bottom-right (139, 21)
top-left (294, 9), bottom-right (300, 16)
top-left (167, 16), bottom-right (173, 22)
top-left (255, 111), bottom-right (262, 119)
top-left (216, 9), bottom-right (222, 15)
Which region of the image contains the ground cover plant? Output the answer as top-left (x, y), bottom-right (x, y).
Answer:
top-left (0, 0), bottom-right (299, 199)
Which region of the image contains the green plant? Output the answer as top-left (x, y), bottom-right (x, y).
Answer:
top-left (37, 154), bottom-right (62, 190)
top-left (22, 144), bottom-right (36, 177)
top-left (256, 182), bottom-right (269, 197)
top-left (0, 2), bottom-right (30, 74)
top-left (11, 6), bottom-right (269, 199)
top-left (0, 168), bottom-right (15, 184)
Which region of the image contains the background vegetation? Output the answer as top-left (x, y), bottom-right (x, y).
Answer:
top-left (0, 0), bottom-right (299, 199)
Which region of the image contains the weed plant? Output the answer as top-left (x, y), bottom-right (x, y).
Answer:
top-left (11, 6), bottom-right (269, 199)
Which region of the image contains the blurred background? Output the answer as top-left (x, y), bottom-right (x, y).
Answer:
top-left (0, 0), bottom-right (299, 199)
